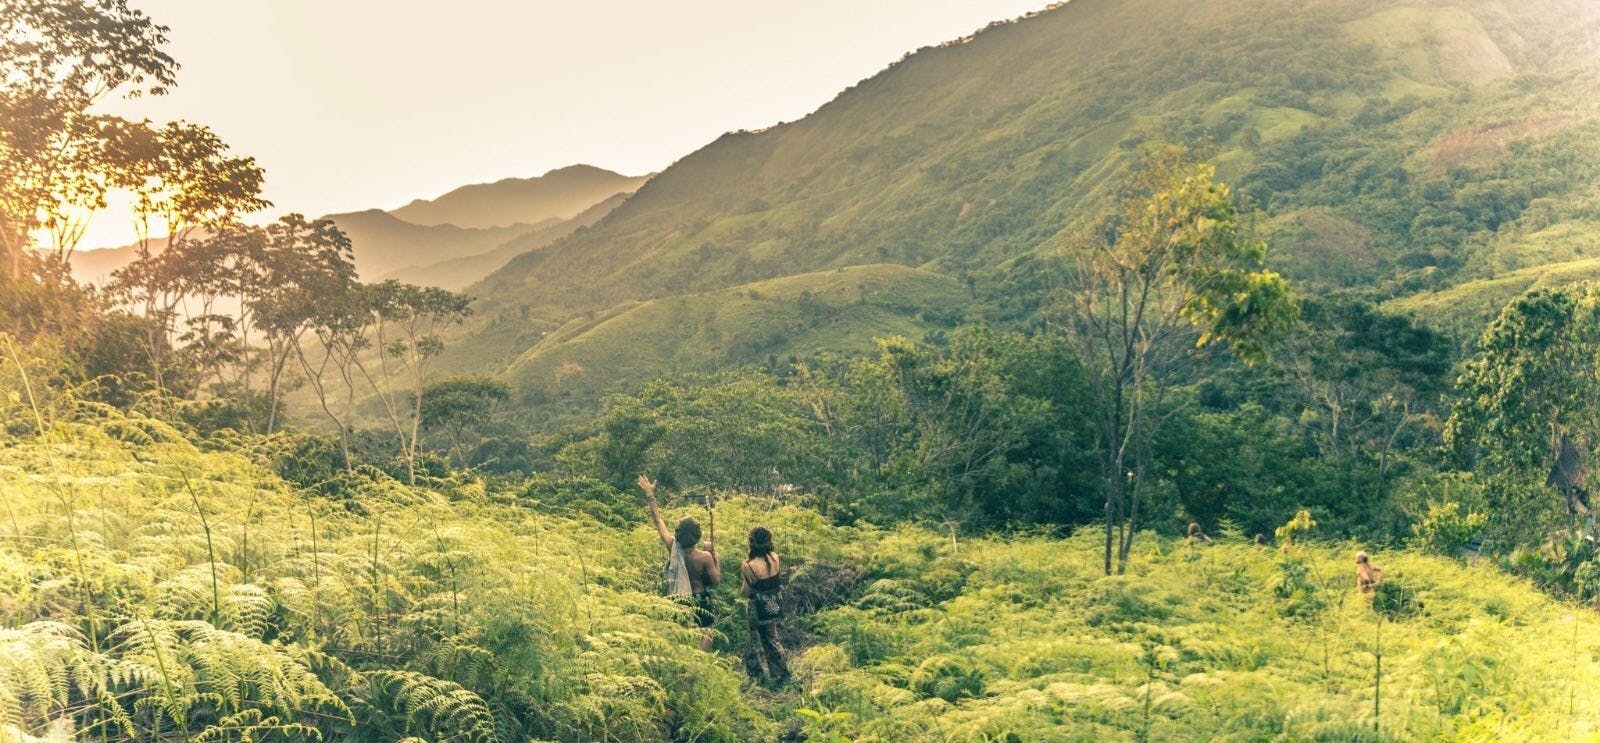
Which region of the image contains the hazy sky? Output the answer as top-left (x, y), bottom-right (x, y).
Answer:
top-left (84, 0), bottom-right (1050, 248)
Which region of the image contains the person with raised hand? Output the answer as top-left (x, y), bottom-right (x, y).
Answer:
top-left (640, 475), bottom-right (721, 650)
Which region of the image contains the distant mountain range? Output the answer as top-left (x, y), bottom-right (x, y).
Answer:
top-left (389, 165), bottom-right (650, 229)
top-left (381, 192), bottom-right (631, 289)
top-left (67, 165), bottom-right (648, 289)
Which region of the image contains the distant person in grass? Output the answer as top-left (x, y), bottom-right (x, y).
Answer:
top-left (1356, 550), bottom-right (1384, 592)
top-left (639, 475), bottom-right (721, 651)
top-left (1186, 522), bottom-right (1214, 545)
top-left (741, 525), bottom-right (791, 686)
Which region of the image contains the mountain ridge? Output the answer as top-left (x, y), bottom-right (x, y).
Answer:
top-left (67, 164), bottom-right (648, 287)
top-left (390, 164), bottom-right (650, 229)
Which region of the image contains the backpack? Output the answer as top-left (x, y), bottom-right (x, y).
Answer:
top-left (752, 588), bottom-right (783, 622)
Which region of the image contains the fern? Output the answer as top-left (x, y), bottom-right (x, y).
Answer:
top-left (362, 669), bottom-right (499, 742)
top-left (10, 389), bottom-right (1600, 740)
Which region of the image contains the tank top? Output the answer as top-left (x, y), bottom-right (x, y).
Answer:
top-left (746, 558), bottom-right (782, 622)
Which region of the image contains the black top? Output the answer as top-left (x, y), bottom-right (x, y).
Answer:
top-left (749, 573), bottom-right (781, 593)
top-left (745, 558), bottom-right (781, 593)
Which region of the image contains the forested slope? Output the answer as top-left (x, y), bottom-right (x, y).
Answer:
top-left (455, 0), bottom-right (1600, 387)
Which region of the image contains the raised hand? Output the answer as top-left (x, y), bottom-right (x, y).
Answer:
top-left (636, 474), bottom-right (658, 498)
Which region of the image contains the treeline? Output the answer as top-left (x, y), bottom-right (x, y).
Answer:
top-left (511, 297), bottom-right (1449, 539)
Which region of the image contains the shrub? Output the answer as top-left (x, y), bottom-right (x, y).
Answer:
top-left (910, 654), bottom-right (986, 702)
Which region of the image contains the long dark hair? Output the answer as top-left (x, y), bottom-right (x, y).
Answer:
top-left (747, 525), bottom-right (775, 565)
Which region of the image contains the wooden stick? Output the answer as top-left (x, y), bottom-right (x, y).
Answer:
top-left (703, 490), bottom-right (717, 553)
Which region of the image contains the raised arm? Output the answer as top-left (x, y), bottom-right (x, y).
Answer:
top-left (638, 475), bottom-right (673, 549)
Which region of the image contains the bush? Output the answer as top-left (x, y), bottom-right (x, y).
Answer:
top-left (910, 654), bottom-right (986, 702)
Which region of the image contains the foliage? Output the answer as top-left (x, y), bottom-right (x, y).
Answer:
top-left (1061, 144), bottom-right (1297, 574)
top-left (560, 326), bottom-right (1100, 528)
top-left (799, 529), bottom-right (1600, 740)
top-left (6, 403), bottom-right (1600, 740)
top-left (419, 375), bottom-right (512, 468)
top-left (0, 405), bottom-right (774, 741)
top-left (1410, 501), bottom-right (1488, 556)
top-left (0, 0), bottom-right (178, 277)
top-left (1447, 282), bottom-right (1600, 545)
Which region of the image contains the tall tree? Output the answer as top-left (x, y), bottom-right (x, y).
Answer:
top-left (358, 281), bottom-right (472, 484)
top-left (251, 215), bottom-right (357, 433)
top-left (292, 278), bottom-right (370, 467)
top-left (1060, 144), bottom-right (1296, 575)
top-left (110, 121), bottom-right (267, 389)
top-left (1447, 283), bottom-right (1600, 545)
top-left (0, 0), bottom-right (176, 278)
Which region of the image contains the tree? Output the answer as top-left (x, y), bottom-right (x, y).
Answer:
top-left (1060, 144), bottom-right (1297, 575)
top-left (1279, 297), bottom-right (1452, 492)
top-left (358, 281), bottom-right (472, 484)
top-left (291, 278), bottom-right (369, 467)
top-left (420, 375), bottom-right (511, 468)
top-left (0, 0), bottom-right (176, 278)
top-left (249, 215), bottom-right (357, 434)
top-left (1447, 282), bottom-right (1600, 545)
top-left (109, 121), bottom-right (268, 389)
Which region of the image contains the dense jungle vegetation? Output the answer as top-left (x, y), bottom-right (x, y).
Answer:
top-left (7, 0), bottom-right (1600, 741)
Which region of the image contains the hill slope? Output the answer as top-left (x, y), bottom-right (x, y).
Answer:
top-left (455, 0), bottom-right (1600, 386)
top-left (323, 209), bottom-right (537, 279)
top-left (380, 192), bottom-right (633, 290)
top-left (390, 164), bottom-right (649, 228)
top-left (65, 215), bottom-right (537, 286)
top-left (498, 264), bottom-right (962, 405)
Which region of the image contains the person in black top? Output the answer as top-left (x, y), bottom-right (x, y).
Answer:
top-left (740, 525), bottom-right (790, 685)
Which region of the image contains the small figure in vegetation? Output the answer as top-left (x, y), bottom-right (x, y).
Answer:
top-left (741, 525), bottom-right (791, 685)
top-left (1187, 522), bottom-right (1214, 545)
top-left (640, 475), bottom-right (721, 650)
top-left (1356, 550), bottom-right (1384, 592)
top-left (1254, 533), bottom-right (1269, 548)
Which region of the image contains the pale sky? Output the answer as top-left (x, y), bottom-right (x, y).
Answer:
top-left (83, 0), bottom-right (1050, 248)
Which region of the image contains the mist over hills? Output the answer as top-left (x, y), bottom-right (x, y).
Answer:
top-left (449, 0), bottom-right (1600, 405)
top-left (390, 164), bottom-right (650, 229)
top-left (320, 210), bottom-right (535, 279)
top-left (383, 192), bottom-right (634, 290)
top-left (67, 165), bottom-right (647, 288)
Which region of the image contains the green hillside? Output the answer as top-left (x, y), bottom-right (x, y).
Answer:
top-left (3, 415), bottom-right (1598, 740)
top-left (448, 0), bottom-right (1600, 394)
top-left (502, 264), bottom-right (963, 406)
top-left (1387, 256), bottom-right (1600, 327)
top-left (21, 2), bottom-right (1600, 741)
